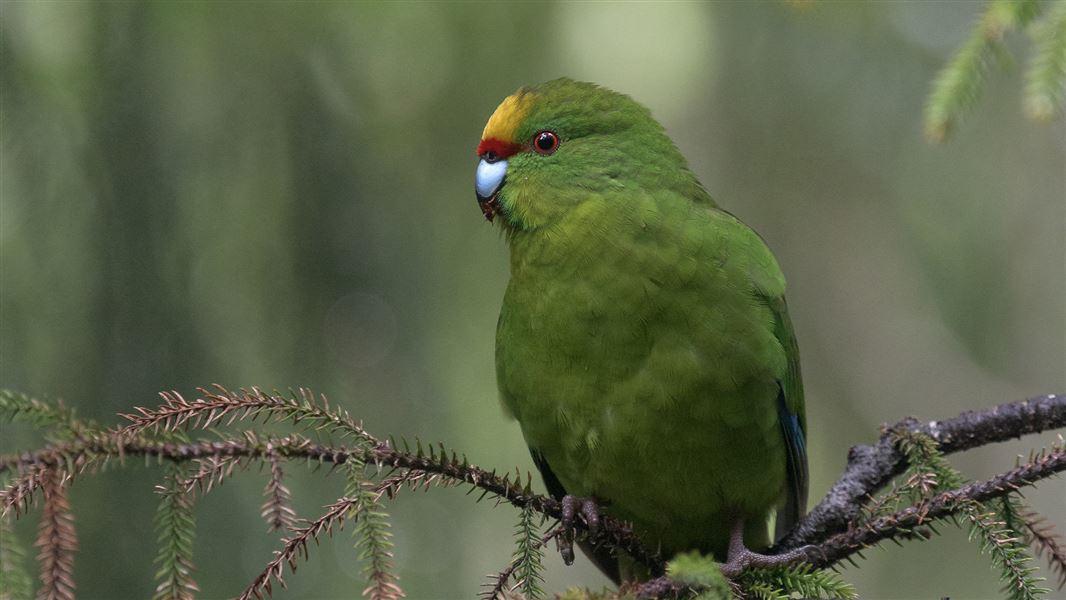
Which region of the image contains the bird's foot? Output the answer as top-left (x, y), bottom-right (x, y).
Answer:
top-left (556, 495), bottom-right (601, 566)
top-left (719, 519), bottom-right (813, 579)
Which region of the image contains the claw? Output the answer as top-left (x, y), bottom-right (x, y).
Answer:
top-left (720, 518), bottom-right (812, 578)
top-left (556, 495), bottom-right (603, 566)
top-left (556, 529), bottom-right (575, 566)
top-left (581, 498), bottom-right (600, 535)
top-left (561, 495), bottom-right (579, 530)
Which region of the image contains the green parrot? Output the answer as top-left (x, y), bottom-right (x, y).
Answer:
top-left (474, 78), bottom-right (808, 582)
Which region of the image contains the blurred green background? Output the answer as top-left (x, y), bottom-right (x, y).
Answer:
top-left (2, 2), bottom-right (1063, 599)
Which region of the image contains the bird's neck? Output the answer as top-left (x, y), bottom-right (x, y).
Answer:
top-left (505, 196), bottom-right (626, 282)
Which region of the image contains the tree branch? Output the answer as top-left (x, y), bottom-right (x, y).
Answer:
top-left (0, 431), bottom-right (665, 573)
top-left (807, 440), bottom-right (1066, 567)
top-left (776, 393), bottom-right (1066, 551)
top-left (3, 392), bottom-right (1063, 592)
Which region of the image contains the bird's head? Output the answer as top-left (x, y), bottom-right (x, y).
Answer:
top-left (474, 78), bottom-right (698, 230)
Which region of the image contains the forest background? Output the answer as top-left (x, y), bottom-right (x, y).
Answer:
top-left (2, 2), bottom-right (1064, 598)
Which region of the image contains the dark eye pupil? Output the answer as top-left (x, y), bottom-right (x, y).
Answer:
top-left (484, 150), bottom-right (498, 162)
top-left (537, 133), bottom-right (555, 150)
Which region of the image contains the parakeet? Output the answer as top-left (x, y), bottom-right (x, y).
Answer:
top-left (474, 79), bottom-right (808, 582)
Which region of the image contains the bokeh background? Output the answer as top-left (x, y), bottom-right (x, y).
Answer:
top-left (2, 2), bottom-right (1064, 599)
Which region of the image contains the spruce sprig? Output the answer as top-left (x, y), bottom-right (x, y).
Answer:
top-left (511, 504), bottom-right (547, 600)
top-left (153, 461), bottom-right (199, 600)
top-left (739, 563), bottom-right (857, 600)
top-left (894, 430), bottom-right (1048, 600)
top-left (0, 508), bottom-right (33, 600)
top-left (657, 551), bottom-right (855, 600)
top-left (0, 390), bottom-right (97, 442)
top-left (924, 12), bottom-right (1001, 142)
top-left (1025, 0), bottom-right (1066, 119)
top-left (344, 459), bottom-right (404, 600)
top-left (925, 0), bottom-right (1066, 140)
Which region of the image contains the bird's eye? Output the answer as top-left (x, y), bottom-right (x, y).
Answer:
top-left (532, 131), bottom-right (559, 155)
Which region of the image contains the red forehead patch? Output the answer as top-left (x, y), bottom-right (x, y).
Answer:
top-left (476, 138), bottom-right (523, 159)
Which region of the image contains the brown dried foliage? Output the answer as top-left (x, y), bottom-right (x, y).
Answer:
top-left (238, 496), bottom-right (360, 600)
top-left (121, 386), bottom-right (374, 443)
top-left (34, 469), bottom-right (75, 600)
top-left (2, 463), bottom-right (52, 518)
top-left (172, 455), bottom-right (243, 497)
top-left (374, 468), bottom-right (460, 499)
top-left (1022, 508), bottom-right (1066, 589)
top-left (261, 451), bottom-right (297, 533)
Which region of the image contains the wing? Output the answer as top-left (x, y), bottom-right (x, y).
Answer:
top-left (529, 448), bottom-right (622, 584)
top-left (766, 295), bottom-right (808, 542)
top-left (711, 207), bottom-right (808, 542)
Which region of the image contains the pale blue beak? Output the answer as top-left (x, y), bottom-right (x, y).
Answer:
top-left (476, 158), bottom-right (507, 202)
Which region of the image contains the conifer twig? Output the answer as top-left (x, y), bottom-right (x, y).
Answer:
top-left (344, 459), bottom-right (404, 600)
top-left (0, 391), bottom-right (97, 442)
top-left (1024, 0), bottom-right (1066, 119)
top-left (1, 463), bottom-right (53, 518)
top-left (482, 525), bottom-right (563, 600)
top-left (153, 463), bottom-right (199, 600)
top-left (121, 386), bottom-right (375, 444)
top-left (174, 455), bottom-right (243, 497)
top-left (0, 508), bottom-right (33, 600)
top-left (239, 496), bottom-right (361, 600)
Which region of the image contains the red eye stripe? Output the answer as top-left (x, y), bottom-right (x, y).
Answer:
top-left (476, 138), bottom-right (522, 159)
